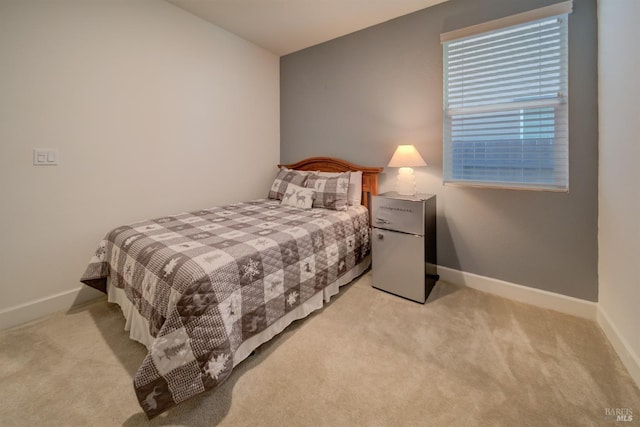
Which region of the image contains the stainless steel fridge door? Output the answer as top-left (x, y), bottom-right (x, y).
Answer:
top-left (372, 228), bottom-right (426, 303)
top-left (372, 196), bottom-right (425, 235)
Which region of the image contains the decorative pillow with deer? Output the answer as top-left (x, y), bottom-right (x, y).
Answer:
top-left (280, 183), bottom-right (316, 209)
top-left (268, 168), bottom-right (310, 200)
top-left (305, 172), bottom-right (350, 211)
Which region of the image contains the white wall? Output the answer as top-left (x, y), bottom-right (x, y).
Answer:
top-left (0, 0), bottom-right (279, 328)
top-left (597, 0), bottom-right (640, 385)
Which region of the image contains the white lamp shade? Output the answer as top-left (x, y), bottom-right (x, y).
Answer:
top-left (387, 145), bottom-right (426, 196)
top-left (387, 145), bottom-right (427, 168)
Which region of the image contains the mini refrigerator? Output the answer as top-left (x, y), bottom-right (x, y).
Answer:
top-left (371, 192), bottom-right (437, 303)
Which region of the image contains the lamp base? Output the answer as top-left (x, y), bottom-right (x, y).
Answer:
top-left (396, 167), bottom-right (416, 196)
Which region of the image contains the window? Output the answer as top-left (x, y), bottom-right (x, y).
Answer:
top-left (441, 2), bottom-right (571, 191)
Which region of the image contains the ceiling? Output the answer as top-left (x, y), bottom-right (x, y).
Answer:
top-left (166, 0), bottom-right (448, 56)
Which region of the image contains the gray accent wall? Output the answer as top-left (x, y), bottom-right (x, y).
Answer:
top-left (280, 0), bottom-right (598, 301)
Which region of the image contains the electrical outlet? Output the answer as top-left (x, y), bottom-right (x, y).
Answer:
top-left (33, 149), bottom-right (59, 166)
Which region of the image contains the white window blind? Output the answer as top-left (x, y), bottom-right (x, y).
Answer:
top-left (442, 5), bottom-right (570, 191)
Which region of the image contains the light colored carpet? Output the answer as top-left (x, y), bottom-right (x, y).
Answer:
top-left (1, 272), bottom-right (638, 426)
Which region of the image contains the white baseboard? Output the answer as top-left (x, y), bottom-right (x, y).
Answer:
top-left (0, 286), bottom-right (104, 331)
top-left (437, 266), bottom-right (598, 320)
top-left (597, 306), bottom-right (640, 388)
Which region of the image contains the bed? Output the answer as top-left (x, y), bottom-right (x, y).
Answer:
top-left (80, 157), bottom-right (382, 418)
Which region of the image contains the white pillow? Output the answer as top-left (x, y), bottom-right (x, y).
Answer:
top-left (314, 170), bottom-right (362, 205)
top-left (280, 182), bottom-right (316, 209)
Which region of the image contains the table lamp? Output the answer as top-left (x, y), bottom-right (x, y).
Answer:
top-left (387, 145), bottom-right (427, 196)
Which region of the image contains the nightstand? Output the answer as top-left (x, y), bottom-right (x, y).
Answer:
top-left (371, 192), bottom-right (437, 303)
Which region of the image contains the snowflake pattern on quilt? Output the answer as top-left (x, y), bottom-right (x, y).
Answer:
top-left (80, 199), bottom-right (370, 418)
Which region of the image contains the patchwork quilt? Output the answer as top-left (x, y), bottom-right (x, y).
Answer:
top-left (80, 199), bottom-right (370, 418)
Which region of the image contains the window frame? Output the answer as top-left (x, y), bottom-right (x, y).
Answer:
top-left (441, 2), bottom-right (572, 191)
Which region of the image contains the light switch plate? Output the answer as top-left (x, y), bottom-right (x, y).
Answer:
top-left (33, 149), bottom-right (59, 166)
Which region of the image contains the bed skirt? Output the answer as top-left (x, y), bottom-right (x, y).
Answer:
top-left (107, 255), bottom-right (370, 368)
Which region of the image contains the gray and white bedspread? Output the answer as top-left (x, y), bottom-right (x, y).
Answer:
top-left (80, 199), bottom-right (370, 418)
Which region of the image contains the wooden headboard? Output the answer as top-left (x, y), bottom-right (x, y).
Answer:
top-left (279, 157), bottom-right (383, 211)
